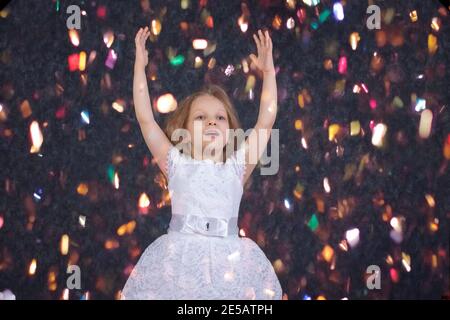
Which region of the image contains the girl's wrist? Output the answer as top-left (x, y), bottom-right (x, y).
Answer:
top-left (134, 62), bottom-right (145, 71)
top-left (263, 69), bottom-right (276, 76)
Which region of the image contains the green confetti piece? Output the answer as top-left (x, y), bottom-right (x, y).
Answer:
top-left (107, 164), bottom-right (115, 184)
top-left (308, 214), bottom-right (319, 231)
top-left (311, 21), bottom-right (319, 30)
top-left (319, 9), bottom-right (331, 24)
top-left (170, 55), bottom-right (185, 66)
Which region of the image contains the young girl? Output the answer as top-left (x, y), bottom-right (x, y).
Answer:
top-left (121, 27), bottom-right (282, 300)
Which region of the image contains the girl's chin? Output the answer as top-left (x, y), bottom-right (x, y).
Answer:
top-left (202, 141), bottom-right (225, 148)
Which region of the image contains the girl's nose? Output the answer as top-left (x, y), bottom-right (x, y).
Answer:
top-left (208, 120), bottom-right (216, 126)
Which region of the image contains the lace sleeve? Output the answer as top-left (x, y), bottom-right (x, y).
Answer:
top-left (166, 145), bottom-right (181, 181)
top-left (232, 142), bottom-right (247, 185)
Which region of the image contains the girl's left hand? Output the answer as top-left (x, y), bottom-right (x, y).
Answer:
top-left (250, 29), bottom-right (275, 74)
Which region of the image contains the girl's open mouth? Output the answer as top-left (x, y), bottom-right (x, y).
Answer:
top-left (204, 130), bottom-right (220, 137)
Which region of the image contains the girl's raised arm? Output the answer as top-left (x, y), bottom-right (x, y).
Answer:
top-left (242, 29), bottom-right (278, 184)
top-left (133, 27), bottom-right (173, 178)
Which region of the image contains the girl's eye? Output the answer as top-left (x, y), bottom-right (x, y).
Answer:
top-left (218, 116), bottom-right (226, 120)
top-left (195, 115), bottom-right (204, 120)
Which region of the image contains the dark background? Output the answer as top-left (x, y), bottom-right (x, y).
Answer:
top-left (0, 0), bottom-right (448, 299)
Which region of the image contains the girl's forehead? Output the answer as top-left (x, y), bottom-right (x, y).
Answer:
top-left (191, 96), bottom-right (226, 113)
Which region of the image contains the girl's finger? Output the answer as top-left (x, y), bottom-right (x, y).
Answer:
top-left (141, 30), bottom-right (150, 46)
top-left (265, 30), bottom-right (270, 47)
top-left (258, 29), bottom-right (264, 47)
top-left (135, 28), bottom-right (143, 43)
top-left (253, 34), bottom-right (261, 53)
top-left (140, 30), bottom-right (147, 43)
top-left (144, 31), bottom-right (150, 42)
top-left (253, 33), bottom-right (260, 47)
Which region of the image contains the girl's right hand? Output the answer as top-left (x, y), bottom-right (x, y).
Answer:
top-left (134, 26), bottom-right (150, 69)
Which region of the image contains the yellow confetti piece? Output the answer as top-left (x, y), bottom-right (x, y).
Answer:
top-left (350, 120), bottom-right (360, 136)
top-left (69, 29), bottom-right (80, 47)
top-left (194, 56), bottom-right (203, 68)
top-left (208, 57), bottom-right (216, 69)
top-left (431, 17), bottom-right (440, 32)
top-left (79, 51), bottom-right (86, 71)
top-left (432, 254), bottom-right (438, 268)
top-left (77, 183), bottom-right (89, 196)
top-left (429, 219), bottom-right (439, 232)
top-left (28, 259), bottom-right (37, 275)
top-left (181, 0), bottom-right (190, 10)
top-left (425, 194), bottom-right (435, 208)
top-left (419, 109), bottom-right (433, 139)
top-left (323, 58), bottom-right (333, 70)
top-left (297, 93), bottom-right (305, 109)
top-left (60, 234), bottom-right (69, 255)
top-left (315, 197), bottom-right (325, 213)
top-left (117, 221), bottom-right (136, 236)
top-left (409, 10), bottom-right (418, 22)
top-left (401, 252), bottom-right (411, 272)
top-left (273, 259), bottom-right (285, 273)
top-left (328, 124), bottom-right (340, 141)
top-left (20, 99), bottom-right (32, 118)
top-left (48, 271), bottom-right (57, 291)
top-left (293, 182), bottom-right (304, 200)
top-left (272, 14), bottom-right (282, 30)
top-left (0, 7), bottom-right (11, 18)
top-left (151, 19), bottom-right (162, 36)
top-left (245, 75), bottom-right (255, 93)
top-left (349, 32), bottom-right (360, 50)
top-left (391, 96), bottom-right (404, 108)
top-left (104, 239), bottom-right (119, 250)
top-left (138, 192), bottom-right (150, 208)
top-left (112, 99), bottom-right (125, 113)
top-left (321, 245), bottom-right (334, 263)
top-left (286, 0), bottom-right (296, 10)
top-left (29, 121), bottom-right (43, 153)
top-left (444, 140), bottom-right (450, 160)
top-left (428, 34), bottom-right (438, 55)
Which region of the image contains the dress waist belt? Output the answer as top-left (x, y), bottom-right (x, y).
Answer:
top-left (169, 213), bottom-right (239, 237)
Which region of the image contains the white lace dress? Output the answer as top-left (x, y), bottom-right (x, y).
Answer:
top-left (121, 145), bottom-right (282, 300)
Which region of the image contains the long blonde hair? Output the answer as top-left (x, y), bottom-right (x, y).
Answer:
top-left (163, 84), bottom-right (242, 162)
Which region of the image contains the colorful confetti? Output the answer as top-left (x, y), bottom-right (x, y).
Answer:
top-left (0, 0), bottom-right (448, 300)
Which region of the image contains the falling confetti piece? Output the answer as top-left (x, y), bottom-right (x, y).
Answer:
top-left (333, 3), bottom-right (344, 21)
top-left (371, 123), bottom-right (387, 148)
top-left (308, 214), bottom-right (319, 232)
top-left (29, 121), bottom-right (43, 153)
top-left (69, 29), bottom-right (80, 47)
top-left (28, 259), bottom-right (37, 276)
top-left (418, 109), bottom-right (433, 139)
top-left (192, 39), bottom-right (208, 50)
top-left (345, 228), bottom-right (360, 248)
top-left (60, 234), bottom-right (69, 255)
top-left (156, 93), bottom-right (177, 113)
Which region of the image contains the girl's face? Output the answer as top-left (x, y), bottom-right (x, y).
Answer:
top-left (186, 95), bottom-right (230, 155)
